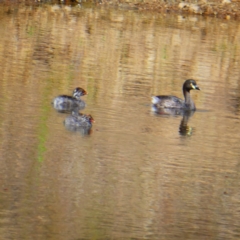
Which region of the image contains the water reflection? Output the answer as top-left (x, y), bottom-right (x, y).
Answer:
top-left (152, 106), bottom-right (195, 136)
top-left (179, 111), bottom-right (195, 136)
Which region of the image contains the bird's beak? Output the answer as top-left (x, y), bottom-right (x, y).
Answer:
top-left (191, 83), bottom-right (200, 90)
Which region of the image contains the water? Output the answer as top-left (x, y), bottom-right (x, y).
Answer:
top-left (0, 2), bottom-right (240, 239)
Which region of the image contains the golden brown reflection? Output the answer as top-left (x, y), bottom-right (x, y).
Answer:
top-left (152, 108), bottom-right (195, 136)
top-left (0, 3), bottom-right (240, 240)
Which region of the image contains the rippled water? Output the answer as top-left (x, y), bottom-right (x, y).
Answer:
top-left (0, 2), bottom-right (240, 239)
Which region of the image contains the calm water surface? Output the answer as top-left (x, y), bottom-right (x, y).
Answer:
top-left (0, 2), bottom-right (240, 240)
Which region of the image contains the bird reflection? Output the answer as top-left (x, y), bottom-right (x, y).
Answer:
top-left (178, 111), bottom-right (195, 136)
top-left (151, 106), bottom-right (195, 136)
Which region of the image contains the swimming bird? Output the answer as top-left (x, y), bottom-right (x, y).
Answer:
top-left (64, 112), bottom-right (94, 130)
top-left (53, 87), bottom-right (87, 112)
top-left (152, 79), bottom-right (200, 110)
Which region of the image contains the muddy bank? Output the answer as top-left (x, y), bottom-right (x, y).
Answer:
top-left (0, 0), bottom-right (239, 19)
top-left (101, 0), bottom-right (240, 19)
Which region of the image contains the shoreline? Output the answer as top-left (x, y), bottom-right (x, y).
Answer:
top-left (100, 0), bottom-right (240, 20)
top-left (0, 0), bottom-right (239, 20)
